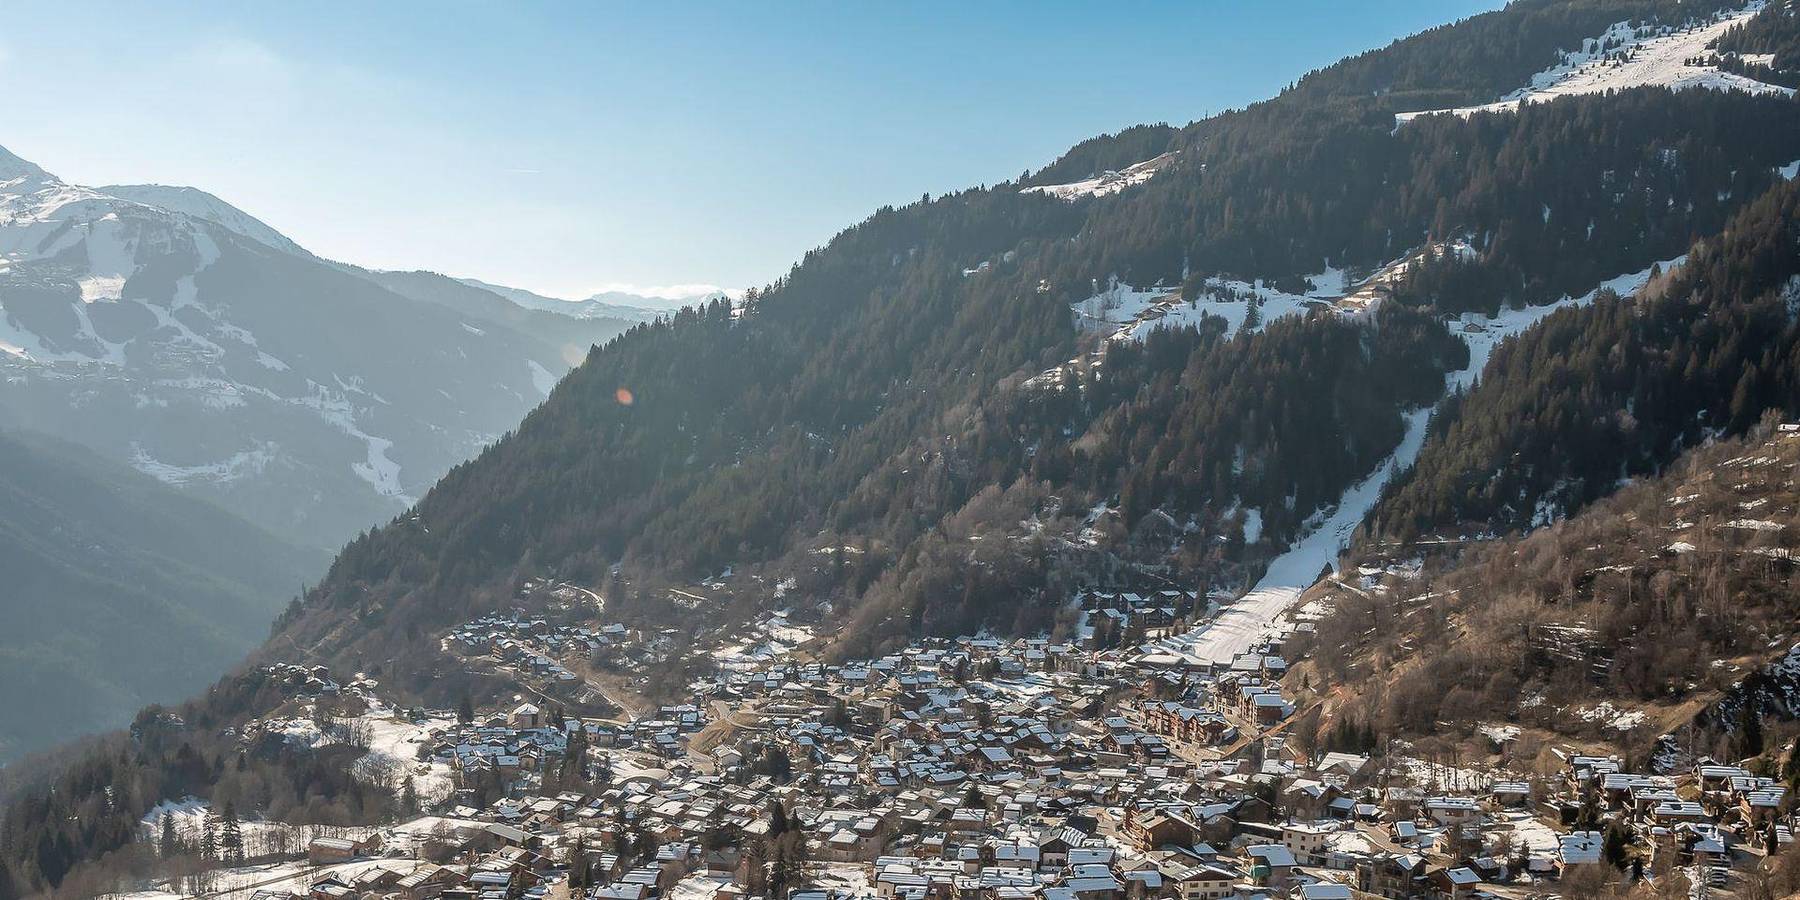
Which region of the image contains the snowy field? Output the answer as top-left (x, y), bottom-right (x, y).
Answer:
top-left (349, 701), bottom-right (458, 804)
top-left (245, 698), bottom-right (457, 805)
top-left (196, 858), bottom-right (424, 900)
top-left (713, 609), bottom-right (817, 672)
top-left (1397, 3), bottom-right (1788, 128)
top-left (1149, 586), bottom-right (1308, 666)
top-left (137, 797), bottom-right (379, 861)
top-left (1023, 153), bottom-right (1176, 201)
top-left (812, 864), bottom-right (878, 899)
top-left (1071, 270), bottom-right (1349, 345)
top-left (1451, 255), bottom-right (1684, 391)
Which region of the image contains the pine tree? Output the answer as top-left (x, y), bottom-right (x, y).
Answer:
top-left (1603, 820), bottom-right (1629, 869)
top-left (158, 812), bottom-right (177, 859)
top-left (1739, 699), bottom-right (1766, 762)
top-left (199, 811), bottom-right (216, 862)
top-left (399, 778), bottom-right (419, 818)
top-left (457, 695), bottom-right (475, 725)
top-left (219, 801), bottom-right (243, 866)
top-left (570, 841), bottom-right (590, 889)
top-left (562, 725), bottom-right (590, 788)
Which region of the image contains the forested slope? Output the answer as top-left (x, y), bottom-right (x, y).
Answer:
top-left (0, 429), bottom-right (324, 763)
top-left (274, 3), bottom-right (1800, 693)
top-left (1373, 176), bottom-right (1800, 540)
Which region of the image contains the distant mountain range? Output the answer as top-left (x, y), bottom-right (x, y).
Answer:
top-left (0, 145), bottom-right (683, 758)
top-left (0, 145), bottom-right (642, 552)
top-left (455, 277), bottom-right (732, 322)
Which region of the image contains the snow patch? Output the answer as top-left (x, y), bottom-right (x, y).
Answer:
top-left (1024, 152), bottom-right (1176, 201)
top-left (129, 441), bottom-right (278, 486)
top-left (527, 358), bottom-right (557, 396)
top-left (1396, 4), bottom-right (1789, 128)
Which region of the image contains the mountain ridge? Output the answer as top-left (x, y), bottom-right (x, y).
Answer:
top-left (0, 146), bottom-right (633, 550)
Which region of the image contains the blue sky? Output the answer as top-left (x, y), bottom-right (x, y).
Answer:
top-left (0, 2), bottom-right (1503, 300)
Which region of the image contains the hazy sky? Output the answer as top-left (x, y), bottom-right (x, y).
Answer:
top-left (1, 2), bottom-right (1503, 299)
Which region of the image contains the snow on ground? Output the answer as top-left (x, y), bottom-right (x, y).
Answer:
top-left (1023, 153), bottom-right (1176, 201)
top-left (199, 858), bottom-right (423, 900)
top-left (1151, 404), bottom-right (1439, 667)
top-left (1149, 585), bottom-right (1310, 666)
top-left (1573, 701), bottom-right (1649, 731)
top-left (350, 701), bottom-right (458, 805)
top-left (385, 814), bottom-right (495, 853)
top-left (1242, 508), bottom-right (1264, 545)
top-left (1391, 754), bottom-right (1513, 792)
top-left (812, 864), bottom-right (878, 899)
top-left (713, 609), bottom-right (819, 672)
top-left (297, 382), bottom-right (415, 503)
top-left (1091, 252), bottom-right (1685, 666)
top-left (129, 440), bottom-right (278, 487)
top-left (671, 872), bottom-right (738, 900)
top-left (1344, 241), bottom-right (1476, 311)
top-left (1269, 407), bottom-right (1433, 591)
top-left (138, 798), bottom-right (377, 861)
top-left (1072, 270), bottom-right (1349, 348)
top-left (1451, 255), bottom-right (1684, 391)
top-left (1480, 723), bottom-right (1522, 743)
top-left (1494, 810), bottom-right (1563, 866)
top-left (1397, 4), bottom-right (1788, 128)
top-left (246, 698), bottom-right (454, 804)
top-left (528, 358), bottom-right (557, 396)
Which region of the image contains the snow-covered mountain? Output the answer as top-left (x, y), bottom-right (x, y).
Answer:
top-left (94, 183), bottom-right (309, 257)
top-left (457, 276), bottom-right (730, 322)
top-left (0, 144), bottom-right (632, 550)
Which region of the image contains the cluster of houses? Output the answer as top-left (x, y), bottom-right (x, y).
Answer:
top-left (445, 611), bottom-right (640, 685)
top-left (217, 585), bottom-right (1800, 900)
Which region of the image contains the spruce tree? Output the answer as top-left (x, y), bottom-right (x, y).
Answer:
top-left (399, 778), bottom-right (419, 817)
top-left (158, 812), bottom-right (177, 859)
top-left (1739, 700), bottom-right (1766, 761)
top-left (219, 801), bottom-right (243, 866)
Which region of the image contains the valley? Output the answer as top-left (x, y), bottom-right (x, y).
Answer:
top-left (9, 2), bottom-right (1800, 900)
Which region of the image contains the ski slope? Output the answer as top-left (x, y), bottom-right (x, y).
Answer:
top-left (1148, 256), bottom-right (1687, 666)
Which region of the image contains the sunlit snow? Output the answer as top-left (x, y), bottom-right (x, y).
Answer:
top-left (1397, 4), bottom-right (1789, 129)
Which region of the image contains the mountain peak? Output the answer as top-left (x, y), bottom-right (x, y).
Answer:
top-left (0, 144), bottom-right (55, 185)
top-left (97, 183), bottom-right (306, 256)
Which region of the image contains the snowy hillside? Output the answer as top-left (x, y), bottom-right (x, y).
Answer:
top-left (96, 183), bottom-right (308, 256)
top-left (1144, 251), bottom-right (1688, 668)
top-left (1397, 3), bottom-right (1792, 127)
top-left (0, 144), bottom-right (598, 549)
top-left (1022, 152), bottom-right (1176, 201)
